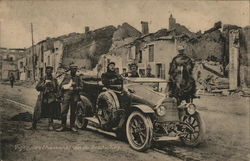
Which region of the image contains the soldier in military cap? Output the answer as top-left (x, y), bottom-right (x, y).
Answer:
top-left (101, 62), bottom-right (123, 87)
top-left (26, 66), bottom-right (60, 130)
top-left (145, 64), bottom-right (155, 78)
top-left (56, 65), bottom-right (82, 132)
top-left (166, 45), bottom-right (196, 105)
top-left (128, 63), bottom-right (139, 78)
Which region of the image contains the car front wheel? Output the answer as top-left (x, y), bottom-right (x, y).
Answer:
top-left (126, 111), bottom-right (153, 152)
top-left (180, 112), bottom-right (205, 146)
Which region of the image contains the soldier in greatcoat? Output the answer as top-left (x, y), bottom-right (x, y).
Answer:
top-left (26, 66), bottom-right (61, 130)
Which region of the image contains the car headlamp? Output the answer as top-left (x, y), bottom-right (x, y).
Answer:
top-left (187, 103), bottom-right (196, 115)
top-left (156, 105), bottom-right (167, 116)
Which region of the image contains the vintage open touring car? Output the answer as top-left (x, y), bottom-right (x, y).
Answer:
top-left (75, 76), bottom-right (205, 152)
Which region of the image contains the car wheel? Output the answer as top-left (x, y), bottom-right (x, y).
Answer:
top-left (76, 101), bottom-right (88, 129)
top-left (96, 91), bottom-right (118, 130)
top-left (126, 111), bottom-right (153, 152)
top-left (180, 112), bottom-right (205, 146)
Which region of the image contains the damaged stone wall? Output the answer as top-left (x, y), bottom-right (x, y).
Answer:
top-left (240, 26), bottom-right (250, 87)
top-left (62, 26), bottom-right (116, 69)
top-left (182, 30), bottom-right (225, 62)
top-left (113, 23), bottom-right (141, 41)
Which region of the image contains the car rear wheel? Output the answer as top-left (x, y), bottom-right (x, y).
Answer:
top-left (126, 111), bottom-right (153, 152)
top-left (76, 101), bottom-right (88, 129)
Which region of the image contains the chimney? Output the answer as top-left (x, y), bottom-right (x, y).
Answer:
top-left (85, 26), bottom-right (90, 33)
top-left (141, 21), bottom-right (149, 35)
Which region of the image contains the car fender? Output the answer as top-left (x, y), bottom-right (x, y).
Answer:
top-left (131, 104), bottom-right (155, 114)
top-left (79, 95), bottom-right (92, 106)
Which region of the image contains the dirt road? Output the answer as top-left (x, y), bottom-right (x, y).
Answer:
top-left (0, 84), bottom-right (180, 161)
top-left (0, 84), bottom-right (249, 161)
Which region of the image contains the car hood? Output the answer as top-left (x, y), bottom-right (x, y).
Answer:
top-left (125, 84), bottom-right (165, 107)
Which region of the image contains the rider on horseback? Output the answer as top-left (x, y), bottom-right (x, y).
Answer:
top-left (166, 45), bottom-right (196, 105)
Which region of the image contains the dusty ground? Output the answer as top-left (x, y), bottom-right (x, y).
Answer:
top-left (0, 84), bottom-right (180, 161)
top-left (155, 94), bottom-right (250, 161)
top-left (0, 83), bottom-right (249, 161)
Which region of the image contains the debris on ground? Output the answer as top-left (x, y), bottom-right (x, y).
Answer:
top-left (10, 112), bottom-right (32, 122)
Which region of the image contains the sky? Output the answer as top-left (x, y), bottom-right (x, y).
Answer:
top-left (0, 0), bottom-right (249, 48)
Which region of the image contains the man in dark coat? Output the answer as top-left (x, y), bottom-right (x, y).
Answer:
top-left (127, 63), bottom-right (139, 78)
top-left (26, 66), bottom-right (60, 130)
top-left (9, 73), bottom-right (15, 88)
top-left (166, 46), bottom-right (196, 105)
top-left (101, 62), bottom-right (123, 87)
top-left (56, 65), bottom-right (82, 132)
top-left (145, 65), bottom-right (155, 78)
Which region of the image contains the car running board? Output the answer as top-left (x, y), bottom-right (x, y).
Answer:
top-left (85, 117), bottom-right (99, 124)
top-left (154, 136), bottom-right (180, 141)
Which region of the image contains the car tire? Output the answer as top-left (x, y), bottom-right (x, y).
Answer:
top-left (126, 111), bottom-right (153, 152)
top-left (76, 101), bottom-right (88, 129)
top-left (96, 91), bottom-right (119, 129)
top-left (180, 112), bottom-right (206, 146)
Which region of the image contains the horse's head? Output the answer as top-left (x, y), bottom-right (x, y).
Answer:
top-left (171, 65), bottom-right (191, 89)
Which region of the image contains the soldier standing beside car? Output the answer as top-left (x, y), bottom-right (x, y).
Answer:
top-left (56, 65), bottom-right (82, 132)
top-left (26, 66), bottom-right (61, 130)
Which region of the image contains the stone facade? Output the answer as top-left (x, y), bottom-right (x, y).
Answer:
top-left (105, 26), bottom-right (177, 79)
top-left (0, 48), bottom-right (25, 80)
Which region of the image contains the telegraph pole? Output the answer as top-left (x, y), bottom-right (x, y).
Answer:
top-left (31, 23), bottom-right (36, 81)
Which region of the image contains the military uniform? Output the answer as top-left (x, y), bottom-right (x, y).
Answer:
top-left (101, 69), bottom-right (123, 86)
top-left (9, 74), bottom-right (15, 88)
top-left (128, 63), bottom-right (139, 78)
top-left (145, 65), bottom-right (155, 78)
top-left (58, 67), bottom-right (82, 131)
top-left (146, 73), bottom-right (155, 78)
top-left (26, 66), bottom-right (60, 130)
top-left (166, 46), bottom-right (196, 105)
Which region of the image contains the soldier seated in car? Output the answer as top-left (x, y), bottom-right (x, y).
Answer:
top-left (145, 65), bottom-right (155, 78)
top-left (101, 62), bottom-right (123, 88)
top-left (127, 63), bottom-right (139, 78)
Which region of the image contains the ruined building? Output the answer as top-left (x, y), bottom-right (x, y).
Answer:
top-left (0, 48), bottom-right (25, 80)
top-left (60, 25), bottom-right (116, 70)
top-left (169, 14), bottom-right (194, 37)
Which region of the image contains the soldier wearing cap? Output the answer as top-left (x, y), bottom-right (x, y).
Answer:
top-left (145, 64), bottom-right (155, 78)
top-left (169, 45), bottom-right (194, 76)
top-left (101, 62), bottom-right (122, 87)
top-left (26, 66), bottom-right (60, 130)
top-left (56, 65), bottom-right (82, 132)
top-left (128, 63), bottom-right (139, 78)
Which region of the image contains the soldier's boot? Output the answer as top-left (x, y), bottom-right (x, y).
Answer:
top-left (70, 115), bottom-right (78, 132)
top-left (56, 118), bottom-right (66, 132)
top-left (48, 118), bottom-right (54, 131)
